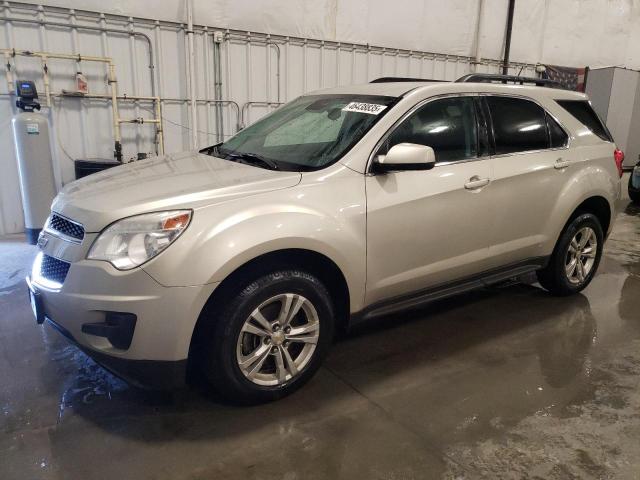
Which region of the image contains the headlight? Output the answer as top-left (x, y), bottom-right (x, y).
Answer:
top-left (87, 210), bottom-right (191, 270)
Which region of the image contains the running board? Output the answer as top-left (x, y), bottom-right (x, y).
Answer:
top-left (353, 258), bottom-right (547, 323)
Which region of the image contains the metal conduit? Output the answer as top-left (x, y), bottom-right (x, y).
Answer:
top-left (2, 1), bottom-right (537, 74)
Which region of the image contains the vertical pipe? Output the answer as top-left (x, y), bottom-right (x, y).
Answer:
top-left (302, 39), bottom-right (307, 93)
top-left (537, 0), bottom-right (549, 65)
top-left (393, 49), bottom-right (398, 76)
top-left (502, 0), bottom-right (516, 75)
top-left (128, 17), bottom-right (141, 154)
top-left (350, 45), bottom-right (355, 84)
top-left (335, 43), bottom-right (340, 86)
top-left (155, 98), bottom-right (164, 155)
top-left (3, 1), bottom-right (15, 86)
top-left (3, 52), bottom-right (13, 93)
top-left (284, 37), bottom-right (289, 101)
top-left (69, 9), bottom-right (88, 159)
top-left (246, 33), bottom-right (252, 126)
top-left (319, 41), bottom-right (324, 88)
top-left (212, 31), bottom-right (224, 141)
top-left (271, 43), bottom-right (280, 102)
top-left (472, 0), bottom-right (484, 72)
top-left (41, 56), bottom-right (51, 107)
top-left (108, 61), bottom-right (122, 162)
top-left (225, 30), bottom-right (233, 133)
top-left (266, 35), bottom-right (271, 109)
top-left (186, 0), bottom-right (198, 149)
top-left (40, 53), bottom-right (63, 189)
top-left (153, 20), bottom-right (164, 154)
top-left (365, 46), bottom-right (370, 82)
top-left (202, 28), bottom-right (212, 142)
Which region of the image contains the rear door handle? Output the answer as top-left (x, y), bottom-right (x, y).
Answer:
top-left (554, 157), bottom-right (570, 169)
top-left (464, 176), bottom-right (490, 190)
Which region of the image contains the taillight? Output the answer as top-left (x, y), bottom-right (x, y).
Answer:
top-left (614, 148), bottom-right (624, 178)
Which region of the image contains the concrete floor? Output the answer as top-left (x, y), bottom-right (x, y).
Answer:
top-left (1, 189), bottom-right (640, 479)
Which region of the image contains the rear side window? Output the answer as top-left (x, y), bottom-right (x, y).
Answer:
top-left (546, 113), bottom-right (569, 148)
top-left (486, 97), bottom-right (548, 154)
top-left (556, 100), bottom-right (613, 142)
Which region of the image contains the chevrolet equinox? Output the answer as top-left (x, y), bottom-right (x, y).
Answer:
top-left (28, 75), bottom-right (623, 403)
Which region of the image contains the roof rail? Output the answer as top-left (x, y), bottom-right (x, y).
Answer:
top-left (370, 77), bottom-right (446, 83)
top-left (455, 73), bottom-right (564, 89)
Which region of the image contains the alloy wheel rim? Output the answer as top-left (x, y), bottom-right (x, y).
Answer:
top-left (565, 227), bottom-right (597, 285)
top-left (236, 293), bottom-right (320, 386)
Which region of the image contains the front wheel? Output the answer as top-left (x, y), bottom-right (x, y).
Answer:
top-left (202, 270), bottom-right (335, 404)
top-left (537, 213), bottom-right (604, 296)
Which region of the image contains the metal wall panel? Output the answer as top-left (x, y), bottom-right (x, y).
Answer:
top-left (0, 2), bottom-right (536, 235)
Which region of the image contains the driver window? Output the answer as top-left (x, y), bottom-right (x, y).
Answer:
top-left (381, 97), bottom-right (478, 163)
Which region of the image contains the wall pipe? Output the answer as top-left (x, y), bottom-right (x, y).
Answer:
top-left (0, 14), bottom-right (157, 98)
top-left (212, 31), bottom-right (225, 142)
top-left (2, 3), bottom-right (537, 77)
top-left (0, 48), bottom-right (171, 161)
top-left (502, 0), bottom-right (516, 75)
top-left (186, 0), bottom-right (198, 149)
top-left (472, 0), bottom-right (484, 72)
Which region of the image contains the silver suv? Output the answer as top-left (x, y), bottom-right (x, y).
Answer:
top-left (28, 74), bottom-right (623, 403)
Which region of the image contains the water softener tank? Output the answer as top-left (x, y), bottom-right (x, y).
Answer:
top-left (11, 80), bottom-right (57, 245)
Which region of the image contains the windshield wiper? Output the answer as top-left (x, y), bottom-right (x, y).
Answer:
top-left (224, 152), bottom-right (280, 170)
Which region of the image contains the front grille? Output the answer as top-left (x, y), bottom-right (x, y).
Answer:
top-left (48, 213), bottom-right (85, 242)
top-left (40, 254), bottom-right (71, 285)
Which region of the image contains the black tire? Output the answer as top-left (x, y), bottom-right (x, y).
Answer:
top-left (629, 174), bottom-right (640, 204)
top-left (537, 213), bottom-right (604, 296)
top-left (201, 270), bottom-right (335, 404)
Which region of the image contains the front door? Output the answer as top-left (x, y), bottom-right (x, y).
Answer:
top-left (365, 96), bottom-right (495, 306)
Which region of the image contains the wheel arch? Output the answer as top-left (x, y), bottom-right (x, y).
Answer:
top-left (187, 248), bottom-right (351, 374)
top-left (567, 195), bottom-right (612, 237)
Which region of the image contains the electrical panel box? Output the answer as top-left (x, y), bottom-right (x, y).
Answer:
top-left (586, 67), bottom-right (640, 168)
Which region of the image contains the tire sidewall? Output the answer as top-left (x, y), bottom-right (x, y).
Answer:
top-left (209, 270), bottom-right (335, 403)
top-left (553, 213), bottom-right (604, 294)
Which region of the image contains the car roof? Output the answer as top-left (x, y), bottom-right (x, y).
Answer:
top-left (308, 81), bottom-right (589, 102)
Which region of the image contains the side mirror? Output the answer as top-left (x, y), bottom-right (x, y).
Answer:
top-left (373, 143), bottom-right (436, 172)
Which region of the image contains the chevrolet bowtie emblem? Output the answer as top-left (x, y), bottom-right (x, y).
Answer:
top-left (37, 232), bottom-right (49, 249)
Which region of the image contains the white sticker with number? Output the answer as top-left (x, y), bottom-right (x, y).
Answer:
top-left (342, 102), bottom-right (387, 115)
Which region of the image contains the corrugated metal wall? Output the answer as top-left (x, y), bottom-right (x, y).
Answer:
top-left (0, 1), bottom-right (536, 235)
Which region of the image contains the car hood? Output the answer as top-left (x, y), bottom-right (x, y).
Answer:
top-left (52, 151), bottom-right (302, 232)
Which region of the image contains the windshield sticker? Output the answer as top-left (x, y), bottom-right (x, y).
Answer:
top-left (342, 102), bottom-right (387, 115)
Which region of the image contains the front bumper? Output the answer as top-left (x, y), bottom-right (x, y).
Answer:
top-left (29, 253), bottom-right (218, 389)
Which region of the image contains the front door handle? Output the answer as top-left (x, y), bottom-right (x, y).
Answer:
top-left (554, 157), bottom-right (571, 169)
top-left (464, 176), bottom-right (490, 190)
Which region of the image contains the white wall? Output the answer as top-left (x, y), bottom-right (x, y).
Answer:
top-left (35, 0), bottom-right (640, 69)
top-left (0, 0), bottom-right (637, 235)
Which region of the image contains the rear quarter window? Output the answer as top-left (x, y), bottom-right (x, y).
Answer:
top-left (555, 100), bottom-right (613, 142)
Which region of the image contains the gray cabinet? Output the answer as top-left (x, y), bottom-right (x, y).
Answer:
top-left (586, 67), bottom-right (640, 168)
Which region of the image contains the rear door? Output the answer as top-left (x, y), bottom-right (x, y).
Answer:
top-left (483, 95), bottom-right (575, 267)
top-left (365, 95), bottom-right (495, 305)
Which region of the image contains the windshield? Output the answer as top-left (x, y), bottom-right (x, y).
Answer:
top-left (207, 94), bottom-right (397, 171)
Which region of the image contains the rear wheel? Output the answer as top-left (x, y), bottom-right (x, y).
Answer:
top-left (201, 270), bottom-right (334, 404)
top-left (537, 213), bottom-right (603, 296)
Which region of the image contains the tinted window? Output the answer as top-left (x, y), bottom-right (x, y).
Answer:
top-left (383, 97), bottom-right (478, 162)
top-left (547, 113), bottom-right (568, 148)
top-left (486, 97), bottom-right (548, 154)
top-left (556, 100), bottom-right (613, 142)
